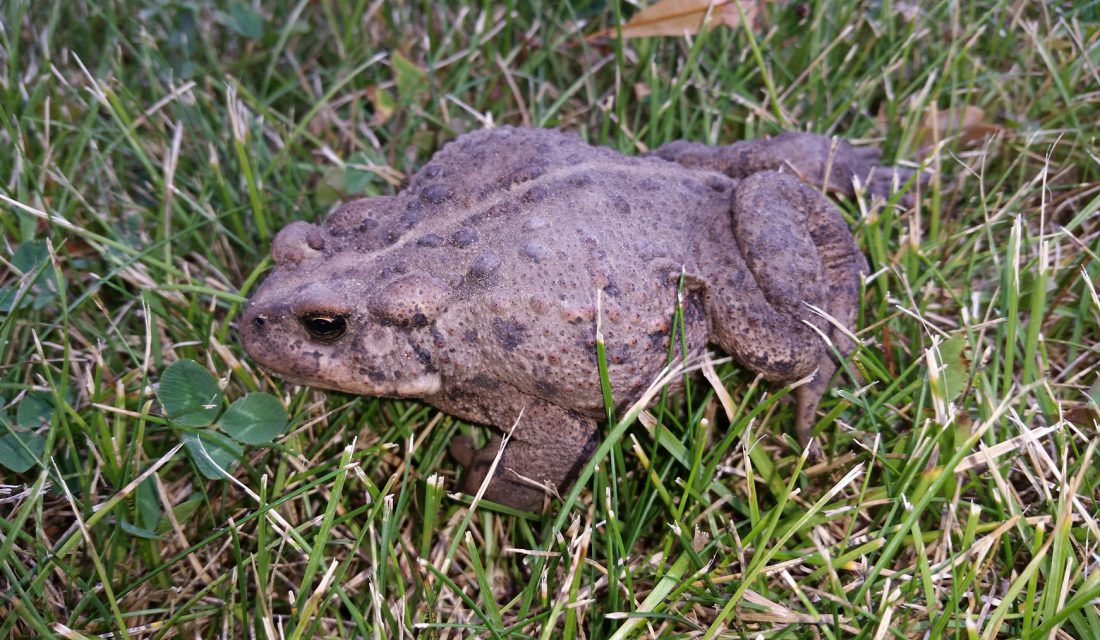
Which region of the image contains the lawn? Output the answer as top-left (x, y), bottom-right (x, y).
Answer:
top-left (1, 0), bottom-right (1098, 638)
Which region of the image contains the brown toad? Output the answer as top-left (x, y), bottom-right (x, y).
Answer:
top-left (241, 126), bottom-right (920, 511)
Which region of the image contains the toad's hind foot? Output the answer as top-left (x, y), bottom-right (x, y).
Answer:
top-left (795, 357), bottom-right (837, 459)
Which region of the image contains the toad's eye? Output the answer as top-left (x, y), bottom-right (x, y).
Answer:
top-left (300, 313), bottom-right (347, 342)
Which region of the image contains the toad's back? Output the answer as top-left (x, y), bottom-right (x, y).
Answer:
top-left (360, 127), bottom-right (737, 414)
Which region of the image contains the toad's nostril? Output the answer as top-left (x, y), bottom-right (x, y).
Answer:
top-left (251, 315), bottom-right (266, 331)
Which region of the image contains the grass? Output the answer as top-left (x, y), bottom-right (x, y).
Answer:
top-left (1, 0), bottom-right (1098, 637)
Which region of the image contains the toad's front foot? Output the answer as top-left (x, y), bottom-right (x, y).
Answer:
top-left (451, 400), bottom-right (599, 512)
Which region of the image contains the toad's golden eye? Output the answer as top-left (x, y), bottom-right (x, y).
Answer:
top-left (300, 313), bottom-right (347, 342)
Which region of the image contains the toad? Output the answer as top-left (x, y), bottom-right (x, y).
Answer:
top-left (241, 126), bottom-right (920, 511)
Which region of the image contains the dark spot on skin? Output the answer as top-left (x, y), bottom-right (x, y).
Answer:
top-left (603, 284), bottom-right (621, 297)
top-left (420, 183), bottom-right (454, 204)
top-left (648, 331), bottom-right (669, 350)
top-left (411, 312), bottom-right (429, 328)
top-left (492, 318), bottom-right (527, 352)
top-left (577, 328), bottom-right (598, 363)
top-left (610, 195), bottom-right (630, 215)
top-left (327, 207), bottom-right (365, 231)
top-left (501, 162), bottom-right (545, 188)
top-left (365, 369), bottom-right (387, 382)
top-left (534, 379), bottom-right (559, 397)
top-left (410, 341), bottom-right (438, 373)
top-left (379, 262), bottom-right (409, 278)
top-left (422, 164), bottom-right (443, 179)
top-left (463, 329), bottom-right (479, 343)
top-left (520, 241), bottom-right (553, 263)
top-left (417, 233), bottom-right (445, 247)
top-left (466, 251), bottom-right (501, 283)
top-left (462, 212), bottom-right (489, 228)
top-left (289, 355), bottom-right (322, 378)
top-left (476, 183), bottom-right (496, 200)
top-left (486, 200), bottom-right (519, 219)
top-left (330, 216), bottom-right (376, 237)
top-left (451, 227), bottom-right (479, 247)
top-left (522, 217), bottom-right (549, 232)
top-left (568, 173), bottom-right (593, 188)
top-left (334, 217), bottom-right (399, 249)
top-left (468, 374), bottom-right (496, 389)
top-left (605, 343), bottom-right (631, 365)
top-left (522, 185), bottom-right (550, 204)
top-left (373, 229), bottom-right (399, 247)
top-left (402, 202), bottom-right (427, 228)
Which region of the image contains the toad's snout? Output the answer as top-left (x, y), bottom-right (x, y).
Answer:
top-left (239, 296), bottom-right (289, 372)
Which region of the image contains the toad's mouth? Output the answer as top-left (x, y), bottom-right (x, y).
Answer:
top-left (260, 366), bottom-right (442, 399)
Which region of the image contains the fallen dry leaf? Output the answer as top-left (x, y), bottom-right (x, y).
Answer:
top-left (588, 0), bottom-right (770, 41)
top-left (917, 105), bottom-right (1002, 149)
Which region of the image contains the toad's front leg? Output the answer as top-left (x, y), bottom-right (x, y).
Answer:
top-left (451, 399), bottom-right (599, 512)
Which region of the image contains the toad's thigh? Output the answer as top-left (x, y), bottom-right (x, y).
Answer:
top-left (730, 172), bottom-right (833, 312)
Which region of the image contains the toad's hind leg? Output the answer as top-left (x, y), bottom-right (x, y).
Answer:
top-left (705, 171), bottom-right (867, 449)
top-left (651, 132), bottom-right (927, 205)
top-left (451, 399), bottom-right (599, 512)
